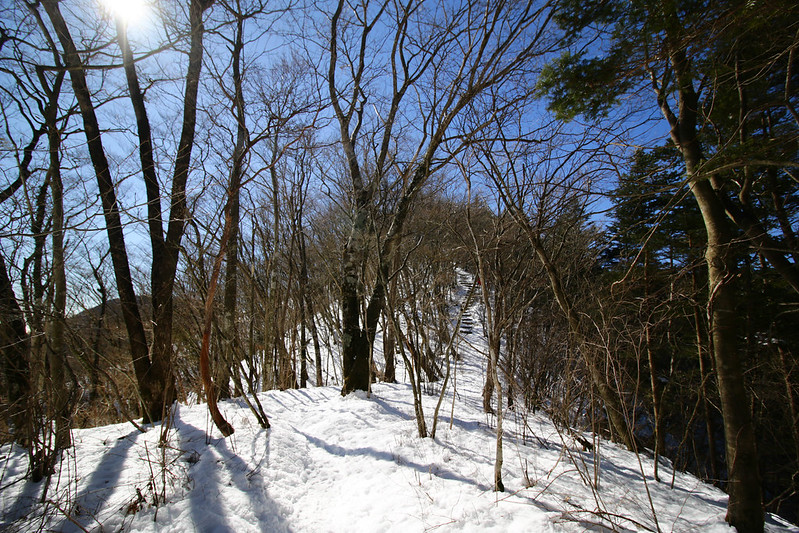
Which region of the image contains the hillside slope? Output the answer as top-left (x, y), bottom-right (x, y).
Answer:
top-left (2, 273), bottom-right (796, 532)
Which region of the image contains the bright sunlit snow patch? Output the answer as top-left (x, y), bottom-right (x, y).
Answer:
top-left (1, 270), bottom-right (797, 532)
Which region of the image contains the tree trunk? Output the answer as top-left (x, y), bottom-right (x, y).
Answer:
top-left (492, 339), bottom-right (505, 492)
top-left (382, 253), bottom-right (401, 384)
top-left (645, 325), bottom-right (664, 481)
top-left (305, 289), bottom-right (323, 387)
top-left (691, 179), bottom-right (762, 531)
top-left (0, 253), bottom-right (30, 446)
top-left (220, 12), bottom-right (248, 400)
top-left (198, 204), bottom-right (235, 437)
top-left (643, 254), bottom-right (664, 481)
top-left (0, 114), bottom-right (43, 449)
top-left (297, 214), bottom-right (311, 388)
top-left (340, 195), bottom-right (373, 393)
top-left (299, 302), bottom-right (309, 389)
top-left (41, 0), bottom-right (156, 422)
top-left (341, 239), bottom-right (371, 394)
top-left (663, 33), bottom-right (764, 530)
top-left (116, 18), bottom-right (181, 421)
top-left (690, 240), bottom-right (719, 481)
top-left (471, 238), bottom-right (505, 491)
top-left (383, 318), bottom-right (396, 384)
top-left (483, 354), bottom-right (496, 414)
top-left (149, 0), bottom-right (214, 418)
top-left (45, 72), bottom-right (71, 451)
top-left (89, 256), bottom-right (109, 402)
top-left (386, 296), bottom-right (427, 437)
top-left (24, 179), bottom-right (48, 404)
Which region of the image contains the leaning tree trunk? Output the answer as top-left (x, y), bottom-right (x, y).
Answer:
top-left (41, 0), bottom-right (156, 422)
top-left (198, 204), bottom-right (236, 437)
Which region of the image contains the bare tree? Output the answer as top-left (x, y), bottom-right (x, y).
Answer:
top-left (470, 128), bottom-right (636, 450)
top-left (40, 0), bottom-right (214, 423)
top-left (323, 0), bottom-right (555, 394)
top-left (0, 4), bottom-right (79, 475)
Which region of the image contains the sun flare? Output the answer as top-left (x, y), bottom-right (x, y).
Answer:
top-left (100, 0), bottom-right (147, 25)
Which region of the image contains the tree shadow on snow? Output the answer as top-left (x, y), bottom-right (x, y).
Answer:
top-left (295, 429), bottom-right (491, 491)
top-left (667, 479), bottom-right (728, 511)
top-left (56, 429), bottom-right (141, 532)
top-left (369, 394), bottom-right (414, 421)
top-left (178, 420), bottom-right (292, 532)
top-left (1, 455), bottom-right (46, 529)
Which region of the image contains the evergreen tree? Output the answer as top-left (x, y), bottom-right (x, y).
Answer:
top-left (537, 2), bottom-right (799, 528)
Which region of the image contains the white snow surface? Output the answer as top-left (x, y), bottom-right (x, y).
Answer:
top-left (2, 271), bottom-right (797, 532)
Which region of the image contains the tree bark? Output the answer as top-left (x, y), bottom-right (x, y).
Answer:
top-left (41, 0), bottom-right (156, 422)
top-left (0, 253), bottom-right (30, 446)
top-left (44, 70), bottom-right (71, 451)
top-left (663, 34), bottom-right (764, 530)
top-left (149, 0), bottom-right (214, 417)
top-left (220, 12), bottom-right (248, 400)
top-left (199, 204), bottom-right (235, 437)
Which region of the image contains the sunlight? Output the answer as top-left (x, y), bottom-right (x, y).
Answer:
top-left (99, 0), bottom-right (147, 25)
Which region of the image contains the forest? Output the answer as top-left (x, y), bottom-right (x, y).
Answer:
top-left (0, 0), bottom-right (798, 531)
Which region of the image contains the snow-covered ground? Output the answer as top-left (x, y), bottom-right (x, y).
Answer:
top-left (2, 272), bottom-right (797, 532)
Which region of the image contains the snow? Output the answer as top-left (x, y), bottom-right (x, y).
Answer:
top-left (2, 272), bottom-right (797, 532)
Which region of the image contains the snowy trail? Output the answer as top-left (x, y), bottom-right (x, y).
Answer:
top-left (2, 270), bottom-right (798, 531)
